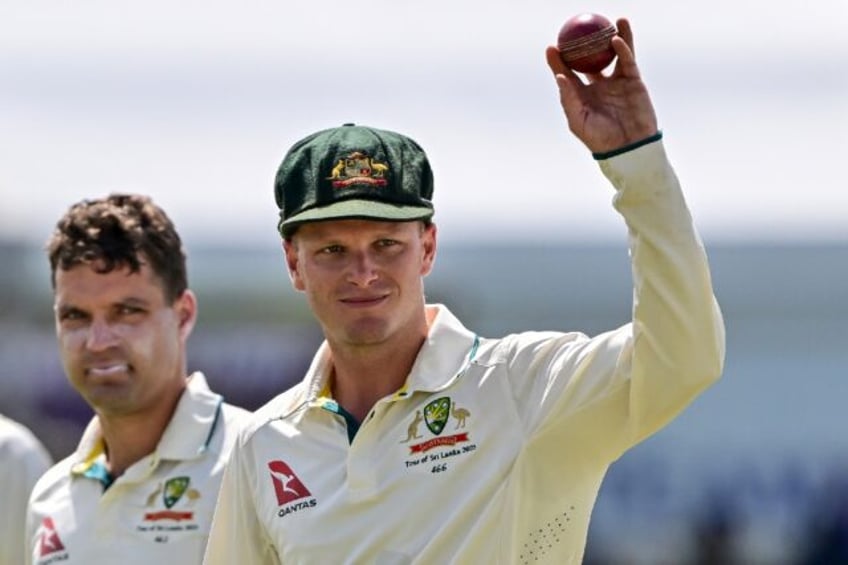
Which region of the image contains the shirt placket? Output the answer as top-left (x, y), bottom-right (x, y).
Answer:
top-left (345, 396), bottom-right (403, 497)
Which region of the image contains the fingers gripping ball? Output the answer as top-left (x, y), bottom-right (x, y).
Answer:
top-left (557, 13), bottom-right (618, 74)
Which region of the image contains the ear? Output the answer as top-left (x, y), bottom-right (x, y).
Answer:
top-left (175, 289), bottom-right (198, 340)
top-left (420, 223), bottom-right (438, 277)
top-left (283, 239), bottom-right (305, 291)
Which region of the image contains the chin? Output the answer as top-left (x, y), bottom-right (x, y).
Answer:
top-left (343, 319), bottom-right (392, 345)
top-left (85, 385), bottom-right (136, 412)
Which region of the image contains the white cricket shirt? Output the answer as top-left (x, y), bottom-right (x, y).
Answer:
top-left (1, 415), bottom-right (52, 565)
top-left (204, 140), bottom-right (726, 565)
top-left (26, 372), bottom-right (247, 565)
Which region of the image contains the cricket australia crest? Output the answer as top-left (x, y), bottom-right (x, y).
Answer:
top-left (138, 476), bottom-right (201, 533)
top-left (327, 151), bottom-right (389, 188)
top-left (163, 476), bottom-right (191, 509)
top-left (423, 397), bottom-right (451, 435)
top-left (402, 397), bottom-right (478, 468)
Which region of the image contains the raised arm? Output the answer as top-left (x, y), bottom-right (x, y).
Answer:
top-left (527, 17), bottom-right (726, 450)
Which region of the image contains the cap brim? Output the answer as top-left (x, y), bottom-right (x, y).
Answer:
top-left (280, 199), bottom-right (434, 236)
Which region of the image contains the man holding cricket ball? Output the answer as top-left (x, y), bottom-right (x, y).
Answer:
top-left (204, 16), bottom-right (725, 564)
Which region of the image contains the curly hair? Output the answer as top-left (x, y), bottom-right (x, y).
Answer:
top-left (46, 194), bottom-right (188, 303)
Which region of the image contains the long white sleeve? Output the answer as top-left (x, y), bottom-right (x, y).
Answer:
top-left (601, 139), bottom-right (725, 446)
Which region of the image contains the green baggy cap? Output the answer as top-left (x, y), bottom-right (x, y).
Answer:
top-left (275, 123), bottom-right (435, 238)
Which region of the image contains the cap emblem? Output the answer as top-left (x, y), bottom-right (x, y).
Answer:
top-left (327, 151), bottom-right (389, 188)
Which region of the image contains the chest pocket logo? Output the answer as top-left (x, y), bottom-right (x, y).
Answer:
top-left (163, 476), bottom-right (191, 509)
top-left (401, 397), bottom-right (477, 464)
top-left (424, 397), bottom-right (451, 435)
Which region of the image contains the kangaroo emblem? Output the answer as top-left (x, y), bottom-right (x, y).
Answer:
top-left (184, 488), bottom-right (201, 504)
top-left (328, 160), bottom-right (345, 179)
top-left (145, 483), bottom-right (163, 507)
top-left (452, 403), bottom-right (470, 429)
top-left (401, 410), bottom-right (424, 443)
top-left (269, 469), bottom-right (301, 496)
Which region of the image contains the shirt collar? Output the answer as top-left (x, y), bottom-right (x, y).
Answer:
top-left (403, 305), bottom-right (478, 393)
top-left (70, 433), bottom-right (107, 477)
top-left (71, 372), bottom-right (223, 472)
top-left (157, 372), bottom-right (223, 460)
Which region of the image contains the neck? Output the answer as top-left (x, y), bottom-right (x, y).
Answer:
top-left (330, 341), bottom-right (422, 422)
top-left (98, 384), bottom-right (185, 478)
top-left (329, 307), bottom-right (437, 422)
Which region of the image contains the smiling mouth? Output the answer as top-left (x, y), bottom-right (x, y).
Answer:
top-left (341, 294), bottom-right (388, 306)
top-left (86, 363), bottom-right (130, 378)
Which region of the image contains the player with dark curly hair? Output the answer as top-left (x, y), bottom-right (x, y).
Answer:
top-left (27, 194), bottom-right (248, 565)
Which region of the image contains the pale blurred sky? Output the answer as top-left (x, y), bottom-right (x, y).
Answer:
top-left (1, 0), bottom-right (846, 248)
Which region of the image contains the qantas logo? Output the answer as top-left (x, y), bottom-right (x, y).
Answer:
top-left (268, 460), bottom-right (317, 517)
top-left (38, 517), bottom-right (66, 557)
top-left (268, 460), bottom-right (311, 505)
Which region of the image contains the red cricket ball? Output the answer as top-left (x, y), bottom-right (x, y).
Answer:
top-left (557, 13), bottom-right (618, 74)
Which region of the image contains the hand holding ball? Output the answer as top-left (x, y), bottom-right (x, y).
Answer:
top-left (557, 13), bottom-right (618, 74)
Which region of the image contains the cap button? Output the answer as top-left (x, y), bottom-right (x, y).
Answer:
top-left (342, 123), bottom-right (355, 127)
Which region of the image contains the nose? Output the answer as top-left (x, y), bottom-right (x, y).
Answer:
top-left (86, 318), bottom-right (120, 351)
top-left (346, 250), bottom-right (379, 287)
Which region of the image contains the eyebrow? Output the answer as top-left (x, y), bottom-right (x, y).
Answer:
top-left (55, 296), bottom-right (152, 315)
top-left (118, 297), bottom-right (151, 308)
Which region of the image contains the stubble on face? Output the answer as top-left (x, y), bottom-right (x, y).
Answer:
top-left (53, 263), bottom-right (190, 418)
top-left (287, 220), bottom-right (436, 352)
